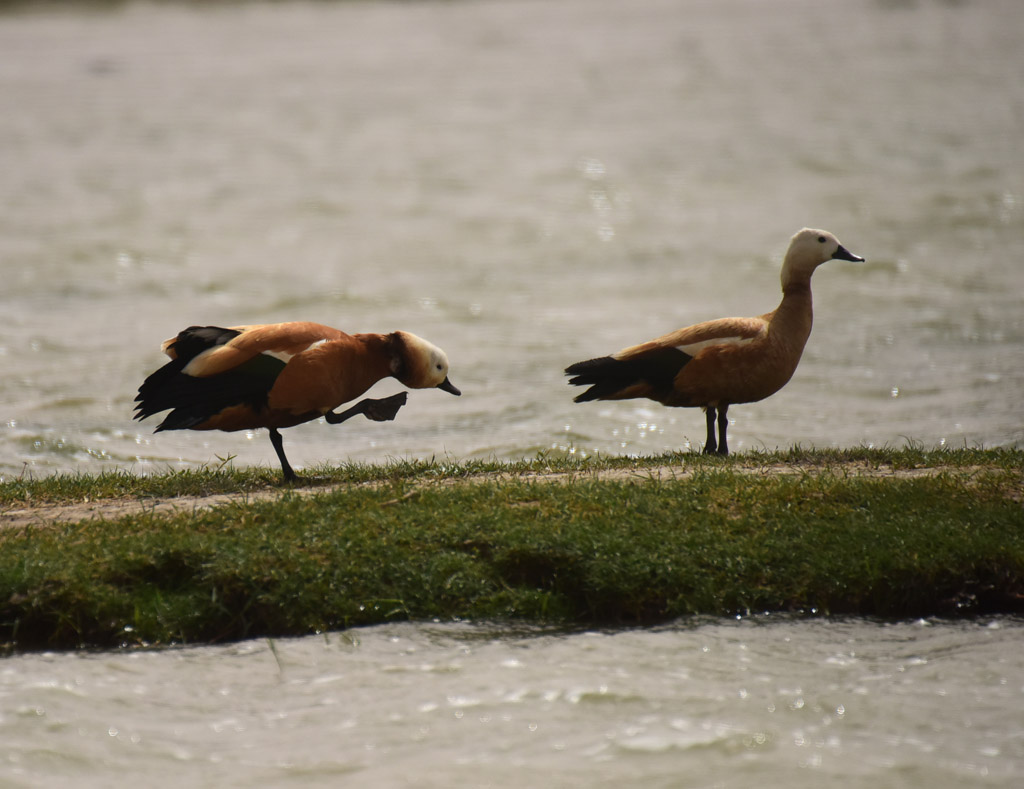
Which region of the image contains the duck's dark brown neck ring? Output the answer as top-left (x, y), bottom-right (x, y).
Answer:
top-left (782, 282), bottom-right (812, 297)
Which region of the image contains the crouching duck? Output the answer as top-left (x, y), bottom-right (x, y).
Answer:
top-left (566, 228), bottom-right (864, 455)
top-left (134, 322), bottom-right (461, 481)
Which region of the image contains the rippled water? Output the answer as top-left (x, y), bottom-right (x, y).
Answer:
top-left (1, 0), bottom-right (1022, 478)
top-left (2, 618), bottom-right (1022, 787)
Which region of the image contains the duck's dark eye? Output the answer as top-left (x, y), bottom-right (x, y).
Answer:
top-left (817, 236), bottom-right (827, 243)
top-left (436, 364), bottom-right (443, 370)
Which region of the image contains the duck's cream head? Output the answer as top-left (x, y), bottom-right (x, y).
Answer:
top-left (781, 228), bottom-right (864, 289)
top-left (389, 331), bottom-right (461, 395)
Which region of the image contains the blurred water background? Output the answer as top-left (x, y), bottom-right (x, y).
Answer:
top-left (1, 0), bottom-right (1022, 478)
top-left (2, 2), bottom-right (1023, 786)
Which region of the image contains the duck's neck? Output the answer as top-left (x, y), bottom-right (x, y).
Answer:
top-left (353, 333), bottom-right (401, 379)
top-left (769, 278), bottom-right (814, 353)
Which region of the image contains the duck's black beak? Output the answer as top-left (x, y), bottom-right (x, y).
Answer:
top-left (438, 377), bottom-right (461, 396)
top-left (832, 244), bottom-right (865, 262)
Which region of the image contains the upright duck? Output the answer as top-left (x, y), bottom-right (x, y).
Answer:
top-left (565, 228), bottom-right (864, 454)
top-left (135, 322), bottom-right (461, 481)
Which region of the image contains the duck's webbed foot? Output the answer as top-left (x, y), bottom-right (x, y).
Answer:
top-left (360, 392), bottom-right (409, 422)
top-left (325, 392), bottom-right (409, 425)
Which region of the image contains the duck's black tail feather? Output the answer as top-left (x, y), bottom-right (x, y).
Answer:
top-left (565, 347), bottom-right (692, 402)
top-left (136, 371), bottom-right (279, 431)
top-left (134, 326), bottom-right (281, 430)
top-left (565, 356), bottom-right (627, 402)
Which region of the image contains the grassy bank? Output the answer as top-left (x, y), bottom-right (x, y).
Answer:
top-left (1, 448), bottom-right (1022, 653)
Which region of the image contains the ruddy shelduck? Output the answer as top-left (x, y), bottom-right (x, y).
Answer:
top-left (565, 228), bottom-right (864, 455)
top-left (134, 322), bottom-right (461, 481)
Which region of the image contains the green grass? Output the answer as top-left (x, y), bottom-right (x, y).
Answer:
top-left (2, 445), bottom-right (1019, 506)
top-left (1, 448), bottom-right (1022, 653)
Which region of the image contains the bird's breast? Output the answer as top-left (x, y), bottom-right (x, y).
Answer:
top-left (266, 341), bottom-right (392, 416)
top-left (670, 334), bottom-right (803, 407)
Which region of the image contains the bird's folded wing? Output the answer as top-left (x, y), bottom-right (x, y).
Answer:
top-left (175, 322), bottom-right (349, 377)
top-left (615, 316), bottom-right (768, 360)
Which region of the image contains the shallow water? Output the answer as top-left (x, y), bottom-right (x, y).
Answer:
top-left (1, 0), bottom-right (1022, 478)
top-left (2, 618), bottom-right (1022, 788)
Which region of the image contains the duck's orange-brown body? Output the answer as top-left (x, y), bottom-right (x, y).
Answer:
top-left (566, 229), bottom-right (863, 454)
top-left (135, 321), bottom-right (460, 480)
top-left (614, 284), bottom-right (813, 410)
top-left (173, 324), bottom-right (400, 431)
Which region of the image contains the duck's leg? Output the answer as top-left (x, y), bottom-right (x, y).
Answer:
top-left (716, 405), bottom-right (730, 456)
top-left (268, 428), bottom-right (297, 482)
top-left (325, 392), bottom-right (408, 425)
top-left (703, 406), bottom-right (718, 454)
